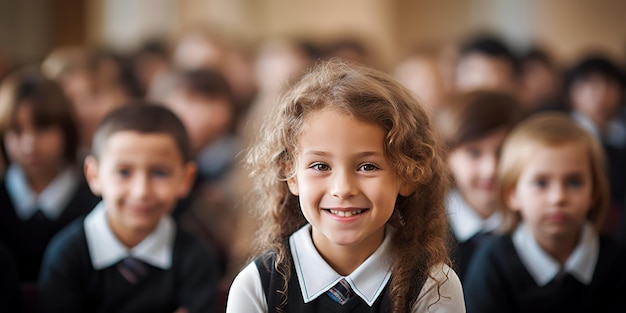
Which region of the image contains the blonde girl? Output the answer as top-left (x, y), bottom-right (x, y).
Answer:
top-left (464, 113), bottom-right (626, 312)
top-left (226, 60), bottom-right (464, 312)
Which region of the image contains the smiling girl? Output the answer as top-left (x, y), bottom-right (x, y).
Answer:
top-left (226, 60), bottom-right (465, 312)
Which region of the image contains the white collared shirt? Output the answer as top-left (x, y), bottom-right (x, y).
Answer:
top-left (572, 112), bottom-right (626, 148)
top-left (5, 164), bottom-right (80, 221)
top-left (512, 222), bottom-right (599, 286)
top-left (84, 202), bottom-right (176, 270)
top-left (226, 224), bottom-right (465, 313)
top-left (447, 190), bottom-right (502, 242)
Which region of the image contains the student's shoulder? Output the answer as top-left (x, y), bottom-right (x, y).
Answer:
top-left (173, 226), bottom-right (218, 263)
top-left (48, 218), bottom-right (86, 249)
top-left (44, 218), bottom-right (88, 263)
top-left (598, 235), bottom-right (626, 267)
top-left (467, 234), bottom-right (515, 269)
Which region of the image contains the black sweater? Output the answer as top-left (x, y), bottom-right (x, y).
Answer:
top-left (463, 234), bottom-right (626, 313)
top-left (38, 218), bottom-right (220, 313)
top-left (0, 179), bottom-right (99, 281)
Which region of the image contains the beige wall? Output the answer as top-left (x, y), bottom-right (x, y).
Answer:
top-left (2, 1), bottom-right (624, 66)
top-left (532, 0), bottom-right (626, 64)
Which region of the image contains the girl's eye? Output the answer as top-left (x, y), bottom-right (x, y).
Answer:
top-left (359, 163), bottom-right (379, 172)
top-left (117, 168), bottom-right (130, 178)
top-left (310, 163), bottom-right (330, 171)
top-left (467, 148), bottom-right (481, 159)
top-left (534, 179), bottom-right (547, 188)
top-left (566, 177), bottom-right (583, 188)
top-left (151, 168), bottom-right (169, 178)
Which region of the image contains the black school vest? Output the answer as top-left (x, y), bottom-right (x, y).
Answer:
top-left (254, 249), bottom-right (428, 313)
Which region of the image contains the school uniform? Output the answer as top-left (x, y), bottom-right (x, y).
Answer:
top-left (0, 241), bottom-right (21, 313)
top-left (226, 224), bottom-right (465, 313)
top-left (464, 222), bottom-right (626, 313)
top-left (573, 112), bottom-right (626, 214)
top-left (38, 202), bottom-right (220, 313)
top-left (447, 190), bottom-right (501, 279)
top-left (0, 165), bottom-right (99, 281)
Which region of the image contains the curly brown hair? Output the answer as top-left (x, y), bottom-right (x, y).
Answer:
top-left (245, 59), bottom-right (452, 312)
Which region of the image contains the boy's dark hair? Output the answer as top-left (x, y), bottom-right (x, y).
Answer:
top-left (565, 54), bottom-right (626, 91)
top-left (520, 47), bottom-right (556, 70)
top-left (91, 103), bottom-right (192, 163)
top-left (0, 66), bottom-right (79, 163)
top-left (171, 69), bottom-right (233, 102)
top-left (460, 34), bottom-right (521, 77)
top-left (435, 90), bottom-right (525, 150)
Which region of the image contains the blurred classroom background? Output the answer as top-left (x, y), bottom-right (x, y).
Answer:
top-left (1, 1), bottom-right (626, 312)
top-left (1, 0), bottom-right (626, 68)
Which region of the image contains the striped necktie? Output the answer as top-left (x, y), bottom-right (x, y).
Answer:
top-left (327, 278), bottom-right (353, 305)
top-left (116, 257), bottom-right (148, 284)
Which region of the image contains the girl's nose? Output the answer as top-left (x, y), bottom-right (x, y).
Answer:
top-left (19, 131), bottom-right (36, 154)
top-left (479, 153), bottom-right (498, 180)
top-left (330, 170), bottom-right (358, 199)
top-left (549, 184), bottom-right (567, 206)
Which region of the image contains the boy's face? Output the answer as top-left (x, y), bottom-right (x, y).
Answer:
top-left (570, 74), bottom-right (622, 125)
top-left (85, 131), bottom-right (196, 236)
top-left (448, 127), bottom-right (508, 219)
top-left (455, 53), bottom-right (517, 94)
top-left (164, 90), bottom-right (233, 154)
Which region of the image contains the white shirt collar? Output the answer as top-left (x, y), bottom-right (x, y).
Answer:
top-left (290, 224), bottom-right (393, 307)
top-left (84, 202), bottom-right (176, 270)
top-left (572, 112), bottom-right (626, 148)
top-left (5, 164), bottom-right (80, 221)
top-left (447, 190), bottom-right (502, 242)
top-left (512, 222), bottom-right (599, 286)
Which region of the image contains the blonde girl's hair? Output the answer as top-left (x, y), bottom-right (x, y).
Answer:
top-left (497, 112), bottom-right (609, 233)
top-left (245, 59), bottom-right (451, 312)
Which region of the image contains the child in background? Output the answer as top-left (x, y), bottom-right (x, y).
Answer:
top-left (38, 104), bottom-right (220, 313)
top-left (0, 67), bottom-right (99, 282)
top-left (566, 55), bottom-right (626, 236)
top-left (454, 34), bottom-right (520, 95)
top-left (158, 68), bottom-right (240, 286)
top-left (159, 69), bottom-right (237, 185)
top-left (0, 241), bottom-right (21, 312)
top-left (226, 60), bottom-right (465, 312)
top-left (464, 113), bottom-right (626, 312)
top-left (434, 90), bottom-right (524, 279)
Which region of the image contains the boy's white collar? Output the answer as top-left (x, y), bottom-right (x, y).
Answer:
top-left (84, 201), bottom-right (176, 270)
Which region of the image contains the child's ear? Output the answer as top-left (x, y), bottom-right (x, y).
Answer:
top-left (84, 156), bottom-right (103, 196)
top-left (177, 162), bottom-right (198, 197)
top-left (505, 187), bottom-right (521, 212)
top-left (287, 177), bottom-right (299, 196)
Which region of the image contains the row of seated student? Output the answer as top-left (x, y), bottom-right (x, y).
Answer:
top-left (423, 34), bottom-right (626, 312)
top-left (0, 68), bottom-right (223, 312)
top-left (0, 31), bottom-right (624, 311)
top-left (414, 33), bottom-right (626, 237)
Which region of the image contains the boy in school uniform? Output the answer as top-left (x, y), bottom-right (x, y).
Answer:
top-left (38, 104), bottom-right (220, 313)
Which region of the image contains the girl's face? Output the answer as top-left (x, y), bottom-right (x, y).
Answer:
top-left (3, 103), bottom-right (66, 177)
top-left (507, 142), bottom-right (592, 242)
top-left (288, 108), bottom-right (409, 256)
top-left (448, 128), bottom-right (508, 219)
